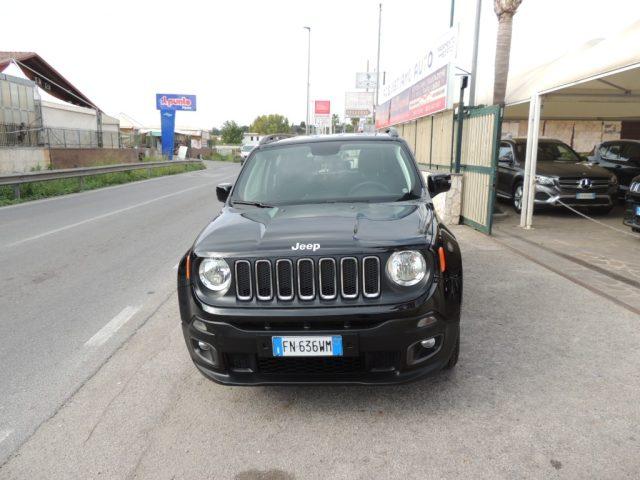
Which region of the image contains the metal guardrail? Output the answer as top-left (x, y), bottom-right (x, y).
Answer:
top-left (0, 159), bottom-right (203, 199)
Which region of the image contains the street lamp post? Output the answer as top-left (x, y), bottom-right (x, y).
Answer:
top-left (374, 3), bottom-right (382, 126)
top-left (304, 26), bottom-right (311, 135)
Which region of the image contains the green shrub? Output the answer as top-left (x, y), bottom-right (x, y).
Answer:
top-left (0, 162), bottom-right (204, 206)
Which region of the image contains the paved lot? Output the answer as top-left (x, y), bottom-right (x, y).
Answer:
top-left (0, 161), bottom-right (239, 464)
top-left (2, 222), bottom-right (639, 479)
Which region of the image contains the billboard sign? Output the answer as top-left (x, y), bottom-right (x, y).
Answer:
top-left (156, 93), bottom-right (197, 159)
top-left (156, 94), bottom-right (197, 111)
top-left (345, 91), bottom-right (374, 117)
top-left (314, 100), bottom-right (331, 115)
top-left (379, 27), bottom-right (456, 104)
top-left (356, 72), bottom-right (377, 89)
top-left (376, 65), bottom-right (449, 129)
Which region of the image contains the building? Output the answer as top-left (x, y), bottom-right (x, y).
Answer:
top-left (0, 51), bottom-right (124, 173)
top-left (242, 132), bottom-right (263, 146)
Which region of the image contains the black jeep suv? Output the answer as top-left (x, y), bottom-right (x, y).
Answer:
top-left (177, 133), bottom-right (463, 385)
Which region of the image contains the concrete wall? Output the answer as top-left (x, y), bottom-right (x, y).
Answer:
top-left (502, 120), bottom-right (622, 153)
top-left (0, 148), bottom-right (50, 174)
top-left (49, 148), bottom-right (137, 169)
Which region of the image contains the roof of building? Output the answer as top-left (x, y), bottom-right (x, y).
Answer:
top-left (0, 51), bottom-right (98, 110)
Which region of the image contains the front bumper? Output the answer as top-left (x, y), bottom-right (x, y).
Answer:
top-left (179, 280), bottom-right (461, 385)
top-left (533, 184), bottom-right (615, 208)
top-left (623, 196), bottom-right (640, 230)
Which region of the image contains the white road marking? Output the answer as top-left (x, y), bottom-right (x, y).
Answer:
top-left (6, 184), bottom-right (210, 248)
top-left (84, 306), bottom-right (141, 348)
top-left (0, 429), bottom-right (13, 444)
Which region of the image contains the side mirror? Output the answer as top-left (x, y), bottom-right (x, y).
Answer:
top-left (499, 155), bottom-right (513, 165)
top-left (216, 183), bottom-right (232, 203)
top-left (427, 174), bottom-right (451, 198)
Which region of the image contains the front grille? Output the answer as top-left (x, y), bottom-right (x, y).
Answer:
top-left (558, 177), bottom-right (610, 191)
top-left (234, 256), bottom-right (381, 302)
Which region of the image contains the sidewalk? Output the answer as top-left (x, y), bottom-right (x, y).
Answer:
top-left (2, 226), bottom-right (639, 479)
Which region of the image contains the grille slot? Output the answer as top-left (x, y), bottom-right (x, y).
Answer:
top-left (318, 258), bottom-right (337, 300)
top-left (340, 257), bottom-right (358, 298)
top-left (255, 260), bottom-right (273, 300)
top-left (257, 356), bottom-right (365, 376)
top-left (275, 259), bottom-right (294, 300)
top-left (362, 256), bottom-right (380, 298)
top-left (297, 258), bottom-right (315, 300)
top-left (235, 260), bottom-right (252, 300)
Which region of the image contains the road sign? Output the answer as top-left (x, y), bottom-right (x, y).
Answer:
top-left (356, 72), bottom-right (377, 89)
top-left (345, 92), bottom-right (374, 118)
top-left (314, 100), bottom-right (331, 115)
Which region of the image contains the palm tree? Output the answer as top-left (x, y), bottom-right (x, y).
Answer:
top-left (493, 0), bottom-right (523, 105)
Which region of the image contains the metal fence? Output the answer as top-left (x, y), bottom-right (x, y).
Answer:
top-left (0, 123), bottom-right (120, 149)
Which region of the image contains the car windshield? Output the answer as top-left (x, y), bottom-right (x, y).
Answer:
top-left (230, 140), bottom-right (422, 206)
top-left (516, 142), bottom-right (582, 163)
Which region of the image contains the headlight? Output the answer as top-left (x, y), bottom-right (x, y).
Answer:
top-left (386, 250), bottom-right (427, 286)
top-left (609, 174), bottom-right (618, 185)
top-left (199, 257), bottom-right (231, 293)
top-left (535, 175), bottom-right (555, 186)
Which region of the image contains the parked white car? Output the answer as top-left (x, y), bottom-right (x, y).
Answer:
top-left (240, 144), bottom-right (256, 163)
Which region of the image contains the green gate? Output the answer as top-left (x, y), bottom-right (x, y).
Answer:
top-left (458, 105), bottom-right (502, 234)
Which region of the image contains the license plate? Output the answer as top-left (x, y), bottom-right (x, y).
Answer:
top-left (576, 192), bottom-right (596, 200)
top-left (272, 336), bottom-right (343, 357)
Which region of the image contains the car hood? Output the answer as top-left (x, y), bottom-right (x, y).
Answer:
top-left (536, 161), bottom-right (612, 178)
top-left (193, 201), bottom-right (435, 257)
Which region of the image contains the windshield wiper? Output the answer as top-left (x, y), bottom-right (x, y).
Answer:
top-left (232, 200), bottom-right (275, 208)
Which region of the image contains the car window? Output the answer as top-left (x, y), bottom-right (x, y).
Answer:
top-left (603, 144), bottom-right (622, 160)
top-left (621, 143), bottom-right (640, 162)
top-left (499, 144), bottom-right (514, 163)
top-left (536, 142), bottom-right (581, 162)
top-left (231, 141), bottom-right (422, 205)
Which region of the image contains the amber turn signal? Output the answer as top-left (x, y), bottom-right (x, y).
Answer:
top-left (438, 247), bottom-right (446, 272)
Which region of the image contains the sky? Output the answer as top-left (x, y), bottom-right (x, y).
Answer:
top-left (2, 0), bottom-right (450, 129)
top-left (3, 0), bottom-right (639, 130)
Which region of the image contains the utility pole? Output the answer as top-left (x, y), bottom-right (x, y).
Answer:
top-left (469, 0), bottom-right (482, 106)
top-left (304, 26), bottom-right (311, 135)
top-left (374, 3), bottom-right (382, 125)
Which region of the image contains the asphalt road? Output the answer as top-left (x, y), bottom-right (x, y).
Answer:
top-left (0, 160), bottom-right (240, 464)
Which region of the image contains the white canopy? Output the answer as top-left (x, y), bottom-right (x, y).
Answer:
top-left (505, 20), bottom-right (640, 120)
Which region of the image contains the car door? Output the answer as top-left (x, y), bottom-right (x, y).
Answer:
top-left (497, 142), bottom-right (517, 197)
top-left (617, 142), bottom-right (640, 190)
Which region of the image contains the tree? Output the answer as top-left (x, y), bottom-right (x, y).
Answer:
top-left (221, 120), bottom-right (243, 145)
top-left (331, 114), bottom-right (340, 133)
top-left (250, 114), bottom-right (290, 134)
top-left (493, 0), bottom-right (523, 105)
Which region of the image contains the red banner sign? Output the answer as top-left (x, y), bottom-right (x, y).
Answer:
top-left (314, 100), bottom-right (331, 115)
top-left (376, 65), bottom-right (448, 129)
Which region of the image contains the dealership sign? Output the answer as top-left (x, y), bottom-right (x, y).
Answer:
top-left (345, 91), bottom-right (374, 117)
top-left (155, 94), bottom-right (197, 111)
top-left (156, 93), bottom-right (197, 159)
top-left (379, 27), bottom-right (456, 104)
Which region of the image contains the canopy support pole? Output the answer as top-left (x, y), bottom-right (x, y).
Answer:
top-left (520, 93), bottom-right (542, 229)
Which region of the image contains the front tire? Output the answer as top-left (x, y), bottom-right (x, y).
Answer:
top-left (512, 181), bottom-right (524, 214)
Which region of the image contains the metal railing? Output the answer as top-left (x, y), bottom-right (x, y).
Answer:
top-left (0, 124), bottom-right (120, 148)
top-left (0, 159), bottom-right (203, 199)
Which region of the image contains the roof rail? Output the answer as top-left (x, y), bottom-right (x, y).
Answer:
top-left (259, 133), bottom-right (295, 145)
top-left (384, 127), bottom-right (399, 138)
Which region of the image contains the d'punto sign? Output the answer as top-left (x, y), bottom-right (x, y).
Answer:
top-left (155, 94), bottom-right (197, 159)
